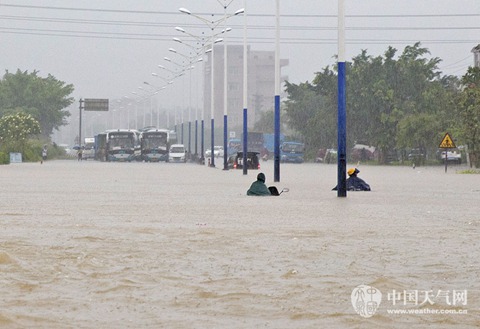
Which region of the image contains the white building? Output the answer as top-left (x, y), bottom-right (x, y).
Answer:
top-left (203, 44), bottom-right (289, 133)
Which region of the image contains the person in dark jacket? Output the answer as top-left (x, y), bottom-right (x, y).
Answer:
top-left (332, 167), bottom-right (371, 191)
top-left (247, 173), bottom-right (272, 196)
top-left (346, 168), bottom-right (371, 191)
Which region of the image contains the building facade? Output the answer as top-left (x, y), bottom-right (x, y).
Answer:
top-left (203, 44), bottom-right (289, 134)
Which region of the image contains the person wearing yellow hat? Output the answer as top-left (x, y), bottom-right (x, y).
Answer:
top-left (332, 167), bottom-right (371, 191)
top-left (346, 167), bottom-right (371, 191)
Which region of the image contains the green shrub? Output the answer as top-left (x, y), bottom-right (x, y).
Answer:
top-left (0, 152), bottom-right (9, 164)
top-left (457, 169), bottom-right (480, 174)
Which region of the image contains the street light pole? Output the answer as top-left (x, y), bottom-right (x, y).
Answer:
top-left (242, 0), bottom-right (248, 175)
top-left (210, 27), bottom-right (216, 166)
top-left (222, 2), bottom-right (229, 170)
top-left (274, 0), bottom-right (281, 182)
top-left (337, 0), bottom-right (347, 197)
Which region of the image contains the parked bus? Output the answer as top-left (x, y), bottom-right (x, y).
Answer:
top-left (141, 128), bottom-right (169, 162)
top-left (106, 129), bottom-right (137, 162)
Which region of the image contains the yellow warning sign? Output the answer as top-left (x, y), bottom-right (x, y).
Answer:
top-left (439, 133), bottom-right (456, 148)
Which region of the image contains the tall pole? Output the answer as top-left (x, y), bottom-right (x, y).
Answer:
top-left (242, 0), bottom-right (248, 175)
top-left (337, 0), bottom-right (347, 197)
top-left (223, 4), bottom-right (229, 170)
top-left (79, 99), bottom-right (83, 147)
top-left (201, 57), bottom-right (205, 164)
top-left (210, 26), bottom-right (216, 167)
top-left (188, 64), bottom-right (192, 160)
top-left (274, 0), bottom-right (281, 182)
top-left (195, 66), bottom-right (199, 160)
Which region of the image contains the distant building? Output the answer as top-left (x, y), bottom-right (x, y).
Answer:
top-left (472, 44), bottom-right (480, 67)
top-left (203, 44), bottom-right (289, 132)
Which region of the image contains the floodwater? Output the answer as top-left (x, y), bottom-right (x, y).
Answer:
top-left (0, 160), bottom-right (479, 328)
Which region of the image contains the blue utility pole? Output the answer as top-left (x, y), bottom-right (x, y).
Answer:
top-left (274, 0), bottom-right (281, 182)
top-left (337, 0), bottom-right (347, 197)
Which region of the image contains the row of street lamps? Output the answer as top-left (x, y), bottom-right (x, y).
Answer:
top-left (115, 1), bottom-right (289, 183)
top-left (104, 1), bottom-right (345, 192)
top-left (103, 2), bottom-right (245, 169)
top-left (179, 4), bottom-right (244, 168)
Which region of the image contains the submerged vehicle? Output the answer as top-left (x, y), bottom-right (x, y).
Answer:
top-left (228, 151), bottom-right (260, 170)
top-left (168, 144), bottom-right (186, 163)
top-left (141, 129), bottom-right (169, 162)
top-left (280, 141), bottom-right (305, 163)
top-left (439, 149), bottom-right (462, 164)
top-left (106, 129), bottom-right (137, 162)
top-left (82, 137), bottom-right (95, 160)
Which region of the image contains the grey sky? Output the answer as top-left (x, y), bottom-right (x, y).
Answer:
top-left (1, 1), bottom-right (479, 141)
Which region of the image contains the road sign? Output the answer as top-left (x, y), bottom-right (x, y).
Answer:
top-left (84, 98), bottom-right (109, 111)
top-left (439, 133), bottom-right (456, 149)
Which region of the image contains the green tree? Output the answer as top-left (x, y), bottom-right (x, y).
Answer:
top-left (0, 69), bottom-right (74, 139)
top-left (0, 112), bottom-right (41, 154)
top-left (253, 110), bottom-right (275, 133)
top-left (284, 76), bottom-right (337, 153)
top-left (457, 66), bottom-right (480, 167)
top-left (284, 43), bottom-right (460, 164)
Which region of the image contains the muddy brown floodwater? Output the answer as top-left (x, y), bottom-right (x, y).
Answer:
top-left (0, 160), bottom-right (479, 328)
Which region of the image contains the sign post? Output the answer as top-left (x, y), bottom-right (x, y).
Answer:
top-left (439, 132), bottom-right (456, 173)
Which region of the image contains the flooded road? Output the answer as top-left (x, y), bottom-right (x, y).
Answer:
top-left (1, 160), bottom-right (479, 328)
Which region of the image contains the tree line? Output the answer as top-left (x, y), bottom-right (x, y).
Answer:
top-left (0, 69), bottom-right (74, 162)
top-left (283, 43), bottom-right (480, 167)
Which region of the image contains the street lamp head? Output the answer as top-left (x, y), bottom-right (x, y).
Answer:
top-left (214, 38), bottom-right (223, 44)
top-left (175, 27), bottom-right (186, 33)
top-left (151, 72), bottom-right (158, 76)
top-left (164, 57), bottom-right (172, 62)
top-left (173, 37), bottom-right (182, 43)
top-left (179, 8), bottom-right (191, 15)
top-left (169, 48), bottom-right (177, 53)
top-left (235, 8), bottom-right (245, 15)
top-left (158, 65), bottom-right (165, 69)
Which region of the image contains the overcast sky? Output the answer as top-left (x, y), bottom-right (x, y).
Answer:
top-left (1, 1), bottom-right (479, 141)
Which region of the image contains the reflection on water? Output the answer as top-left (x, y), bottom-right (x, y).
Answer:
top-left (0, 161), bottom-right (478, 328)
